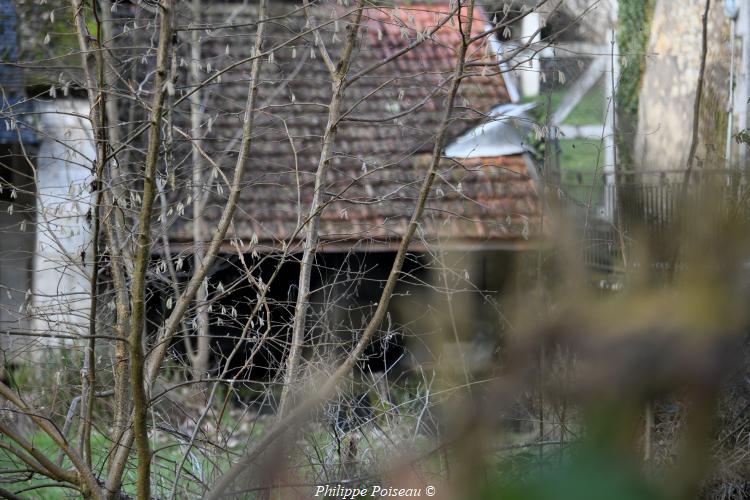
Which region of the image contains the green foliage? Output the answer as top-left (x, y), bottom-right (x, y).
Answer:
top-left (478, 404), bottom-right (682, 500)
top-left (735, 129), bottom-right (750, 146)
top-left (481, 446), bottom-right (665, 500)
top-left (616, 0), bottom-right (656, 166)
top-left (14, 0), bottom-right (80, 87)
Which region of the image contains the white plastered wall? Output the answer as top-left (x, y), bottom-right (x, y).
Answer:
top-left (31, 98), bottom-right (94, 350)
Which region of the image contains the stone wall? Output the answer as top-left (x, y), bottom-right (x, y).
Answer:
top-left (634, 0), bottom-right (732, 173)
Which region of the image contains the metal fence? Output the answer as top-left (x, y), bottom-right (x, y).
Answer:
top-left (556, 170), bottom-right (750, 274)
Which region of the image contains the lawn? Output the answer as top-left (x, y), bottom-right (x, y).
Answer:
top-left (0, 424), bottom-right (246, 498)
top-left (525, 79), bottom-right (606, 127)
top-left (527, 81), bottom-right (608, 206)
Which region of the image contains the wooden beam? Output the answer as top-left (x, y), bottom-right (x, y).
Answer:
top-left (553, 42), bottom-right (609, 57)
top-left (558, 124), bottom-right (609, 139)
top-left (552, 56), bottom-right (606, 125)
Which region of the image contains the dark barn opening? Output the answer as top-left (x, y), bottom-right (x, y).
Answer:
top-left (147, 247), bottom-right (524, 396)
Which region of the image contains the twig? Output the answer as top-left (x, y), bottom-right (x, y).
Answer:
top-left (205, 2), bottom-right (477, 496)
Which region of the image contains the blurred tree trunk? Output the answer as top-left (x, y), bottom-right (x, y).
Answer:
top-left (188, 0), bottom-right (211, 382)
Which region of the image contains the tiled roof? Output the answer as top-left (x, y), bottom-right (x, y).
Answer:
top-left (161, 1), bottom-right (541, 250)
top-left (9, 1), bottom-right (538, 248)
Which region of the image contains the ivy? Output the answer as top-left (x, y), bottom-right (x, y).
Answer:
top-left (616, 0), bottom-right (655, 167)
top-left (735, 129), bottom-right (750, 146)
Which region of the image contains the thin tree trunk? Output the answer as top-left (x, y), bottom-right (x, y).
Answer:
top-left (78, 0), bottom-right (108, 468)
top-left (69, 0), bottom-right (133, 483)
top-left (278, 0), bottom-right (366, 419)
top-left (684, 0), bottom-right (712, 181)
top-left (69, 0), bottom-right (133, 459)
top-left (189, 0), bottom-right (211, 382)
top-left (128, 2), bottom-right (174, 497)
top-left (105, 1), bottom-right (268, 493)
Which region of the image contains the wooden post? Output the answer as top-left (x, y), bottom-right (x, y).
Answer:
top-left (603, 30), bottom-right (619, 222)
top-left (520, 12), bottom-right (542, 97)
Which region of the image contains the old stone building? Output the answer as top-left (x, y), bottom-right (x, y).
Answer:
top-left (634, 0), bottom-right (746, 173)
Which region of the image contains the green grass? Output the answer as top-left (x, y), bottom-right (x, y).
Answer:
top-left (523, 81), bottom-right (608, 205)
top-left (559, 139), bottom-right (603, 174)
top-left (526, 81), bottom-right (606, 127)
top-left (558, 138), bottom-right (605, 206)
top-left (0, 426), bottom-right (241, 498)
top-left (0, 431), bottom-right (116, 499)
top-left (558, 82), bottom-right (606, 126)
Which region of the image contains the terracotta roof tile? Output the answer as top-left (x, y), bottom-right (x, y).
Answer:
top-left (155, 1), bottom-right (540, 248)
